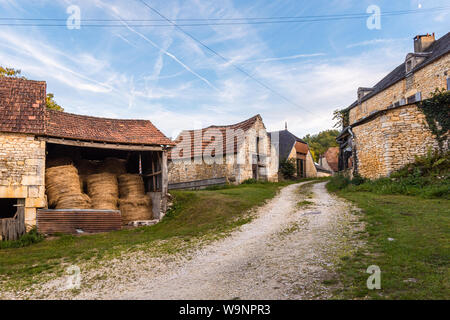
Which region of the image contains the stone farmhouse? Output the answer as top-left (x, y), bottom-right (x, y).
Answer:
top-left (337, 32), bottom-right (450, 179)
top-left (269, 128), bottom-right (318, 179)
top-left (0, 77), bottom-right (173, 240)
top-left (168, 115), bottom-right (279, 189)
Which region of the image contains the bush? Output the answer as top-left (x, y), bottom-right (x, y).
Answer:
top-left (279, 158), bottom-right (296, 179)
top-left (242, 178), bottom-right (258, 184)
top-left (328, 151), bottom-right (450, 199)
top-left (327, 173), bottom-right (351, 191)
top-left (0, 228), bottom-right (44, 249)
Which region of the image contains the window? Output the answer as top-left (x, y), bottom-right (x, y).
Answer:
top-left (0, 198), bottom-right (20, 219)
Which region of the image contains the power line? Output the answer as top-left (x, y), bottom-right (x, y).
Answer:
top-left (0, 6), bottom-right (448, 27)
top-left (0, 6), bottom-right (448, 21)
top-left (135, 0), bottom-right (321, 115)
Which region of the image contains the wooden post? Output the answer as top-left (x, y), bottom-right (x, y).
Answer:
top-left (151, 153), bottom-right (156, 191)
top-left (161, 150), bottom-right (168, 215)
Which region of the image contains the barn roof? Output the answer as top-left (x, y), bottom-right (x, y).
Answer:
top-left (45, 109), bottom-right (174, 146)
top-left (0, 77), bottom-right (173, 146)
top-left (322, 147), bottom-right (339, 172)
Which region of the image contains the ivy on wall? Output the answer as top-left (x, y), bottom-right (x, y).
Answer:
top-left (418, 89), bottom-right (450, 150)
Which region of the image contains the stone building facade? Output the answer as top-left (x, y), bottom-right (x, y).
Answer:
top-left (337, 32), bottom-right (449, 179)
top-left (0, 78), bottom-right (47, 230)
top-left (169, 115), bottom-right (279, 188)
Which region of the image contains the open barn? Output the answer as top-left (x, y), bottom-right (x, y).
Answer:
top-left (0, 77), bottom-right (173, 240)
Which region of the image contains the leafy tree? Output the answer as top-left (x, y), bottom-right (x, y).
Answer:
top-left (303, 129), bottom-right (340, 162)
top-left (1, 65), bottom-right (64, 111)
top-left (46, 93), bottom-right (64, 111)
top-left (333, 109), bottom-right (349, 129)
top-left (0, 66), bottom-right (22, 77)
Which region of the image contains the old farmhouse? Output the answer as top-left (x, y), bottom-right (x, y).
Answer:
top-left (168, 115), bottom-right (279, 189)
top-left (0, 77), bottom-right (173, 240)
top-left (337, 32), bottom-right (450, 179)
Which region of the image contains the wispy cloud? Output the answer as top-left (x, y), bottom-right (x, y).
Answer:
top-left (346, 38), bottom-right (409, 49)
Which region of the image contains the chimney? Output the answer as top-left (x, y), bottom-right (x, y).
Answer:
top-left (414, 33), bottom-right (435, 53)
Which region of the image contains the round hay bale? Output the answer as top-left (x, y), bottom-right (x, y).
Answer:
top-left (77, 159), bottom-right (99, 176)
top-left (56, 193), bottom-right (92, 209)
top-left (86, 173), bottom-right (119, 210)
top-left (99, 158), bottom-right (127, 175)
top-left (46, 157), bottom-right (73, 168)
top-left (118, 174), bottom-right (145, 198)
top-left (119, 195), bottom-right (152, 224)
top-left (45, 165), bottom-right (91, 209)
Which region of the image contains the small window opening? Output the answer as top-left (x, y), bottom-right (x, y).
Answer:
top-left (0, 198), bottom-right (20, 219)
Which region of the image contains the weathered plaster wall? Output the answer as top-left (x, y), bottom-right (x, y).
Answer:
top-left (0, 132), bottom-right (46, 229)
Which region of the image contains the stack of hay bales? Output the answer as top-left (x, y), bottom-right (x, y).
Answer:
top-left (45, 165), bottom-right (91, 209)
top-left (118, 174), bottom-right (152, 224)
top-left (86, 173), bottom-right (119, 210)
top-left (98, 157), bottom-right (127, 175)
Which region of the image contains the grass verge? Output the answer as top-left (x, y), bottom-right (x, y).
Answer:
top-left (0, 181), bottom-right (293, 292)
top-left (329, 186), bottom-right (450, 299)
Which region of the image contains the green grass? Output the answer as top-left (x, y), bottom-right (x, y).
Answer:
top-left (329, 186), bottom-right (450, 299)
top-left (0, 181), bottom-right (294, 291)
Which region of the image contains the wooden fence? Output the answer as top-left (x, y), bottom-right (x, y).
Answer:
top-left (0, 206), bottom-right (25, 241)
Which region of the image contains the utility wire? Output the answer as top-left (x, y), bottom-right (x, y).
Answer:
top-left (0, 6), bottom-right (448, 26)
top-left (0, 6), bottom-right (448, 21)
top-left (136, 0), bottom-right (319, 115)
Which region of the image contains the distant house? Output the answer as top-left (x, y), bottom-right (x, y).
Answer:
top-left (168, 115), bottom-right (279, 189)
top-left (337, 32), bottom-right (450, 179)
top-left (319, 147), bottom-right (339, 175)
top-left (269, 129), bottom-right (317, 178)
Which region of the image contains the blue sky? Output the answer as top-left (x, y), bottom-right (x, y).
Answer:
top-left (0, 0), bottom-right (449, 139)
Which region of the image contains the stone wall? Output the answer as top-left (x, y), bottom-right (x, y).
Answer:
top-left (168, 118), bottom-right (278, 185)
top-left (353, 104), bottom-right (441, 179)
top-left (0, 132), bottom-right (46, 229)
top-left (348, 52), bottom-right (449, 179)
top-left (286, 147), bottom-right (317, 178)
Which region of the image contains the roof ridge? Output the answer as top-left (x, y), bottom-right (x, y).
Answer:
top-left (45, 109), bottom-right (153, 123)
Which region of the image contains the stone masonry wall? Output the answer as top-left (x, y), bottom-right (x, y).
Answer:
top-left (353, 104), bottom-right (440, 179)
top-left (0, 132), bottom-right (46, 229)
top-left (348, 52), bottom-right (449, 179)
top-left (168, 118), bottom-right (278, 185)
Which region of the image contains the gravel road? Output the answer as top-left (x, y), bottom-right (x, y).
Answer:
top-left (5, 181), bottom-right (363, 300)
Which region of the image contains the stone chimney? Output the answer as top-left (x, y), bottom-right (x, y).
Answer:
top-left (414, 33), bottom-right (435, 53)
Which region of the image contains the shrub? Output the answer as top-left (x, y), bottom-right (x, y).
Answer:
top-left (242, 178), bottom-right (258, 184)
top-left (0, 227), bottom-right (44, 249)
top-left (327, 173), bottom-right (351, 191)
top-left (279, 158), bottom-right (296, 179)
top-left (328, 151), bottom-right (450, 199)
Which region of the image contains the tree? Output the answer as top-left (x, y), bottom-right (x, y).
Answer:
top-left (279, 158), bottom-right (296, 179)
top-left (332, 109), bottom-right (349, 129)
top-left (302, 129), bottom-right (340, 162)
top-left (1, 65), bottom-right (64, 111)
top-left (46, 93), bottom-right (64, 111)
top-left (0, 66), bottom-right (22, 77)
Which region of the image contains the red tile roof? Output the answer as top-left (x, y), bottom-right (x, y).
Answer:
top-left (170, 115), bottom-right (262, 160)
top-left (0, 77), bottom-right (46, 135)
top-left (0, 77), bottom-right (173, 146)
top-left (45, 109), bottom-right (174, 146)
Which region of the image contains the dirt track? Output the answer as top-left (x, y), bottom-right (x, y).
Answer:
top-left (5, 181), bottom-right (362, 299)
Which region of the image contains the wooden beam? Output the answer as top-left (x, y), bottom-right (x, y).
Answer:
top-left (38, 137), bottom-right (164, 151)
